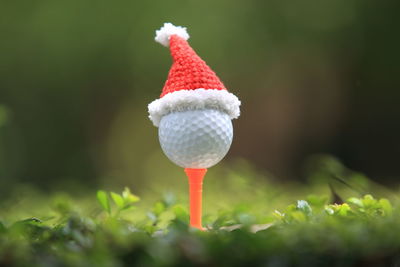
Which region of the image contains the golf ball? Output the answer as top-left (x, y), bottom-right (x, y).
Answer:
top-left (158, 109), bottom-right (233, 168)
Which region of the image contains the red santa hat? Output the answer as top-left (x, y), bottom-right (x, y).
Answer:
top-left (148, 23), bottom-right (241, 127)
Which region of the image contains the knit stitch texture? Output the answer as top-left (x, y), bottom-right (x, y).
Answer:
top-left (161, 35), bottom-right (226, 97)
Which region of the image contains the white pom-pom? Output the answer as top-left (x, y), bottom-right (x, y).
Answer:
top-left (155, 23), bottom-right (190, 47)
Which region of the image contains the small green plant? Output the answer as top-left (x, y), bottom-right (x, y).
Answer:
top-left (96, 187), bottom-right (140, 217)
top-left (1, 160), bottom-right (400, 266)
top-left (274, 194), bottom-right (393, 224)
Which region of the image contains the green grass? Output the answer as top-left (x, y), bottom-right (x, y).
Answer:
top-left (1, 156), bottom-right (400, 266)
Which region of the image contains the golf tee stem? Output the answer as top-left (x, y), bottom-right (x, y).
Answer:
top-left (185, 168), bottom-right (207, 230)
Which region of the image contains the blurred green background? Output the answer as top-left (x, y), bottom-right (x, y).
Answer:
top-left (0, 0), bottom-right (399, 194)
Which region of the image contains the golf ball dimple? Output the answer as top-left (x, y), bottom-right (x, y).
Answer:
top-left (158, 109), bottom-right (233, 168)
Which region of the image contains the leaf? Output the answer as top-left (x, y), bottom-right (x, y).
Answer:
top-left (291, 211), bottom-right (306, 222)
top-left (212, 213), bottom-right (234, 228)
top-left (153, 201), bottom-right (166, 216)
top-left (9, 218), bottom-right (47, 237)
top-left (172, 204), bottom-right (189, 221)
top-left (379, 198), bottom-right (392, 216)
top-left (325, 206), bottom-right (334, 215)
top-left (122, 187), bottom-right (140, 204)
top-left (14, 217), bottom-right (42, 225)
top-left (337, 203), bottom-right (351, 216)
top-left (121, 205), bottom-right (136, 211)
top-left (147, 212), bottom-right (157, 223)
top-left (273, 210), bottom-right (285, 220)
top-left (325, 203), bottom-right (352, 217)
top-left (347, 197), bottom-right (363, 207)
top-left (97, 190), bottom-right (111, 214)
top-left (361, 194), bottom-right (377, 208)
top-left (111, 192), bottom-right (124, 209)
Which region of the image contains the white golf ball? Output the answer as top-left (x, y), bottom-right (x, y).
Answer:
top-left (158, 109), bottom-right (233, 168)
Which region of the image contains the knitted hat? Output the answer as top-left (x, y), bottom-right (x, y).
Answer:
top-left (148, 23), bottom-right (241, 127)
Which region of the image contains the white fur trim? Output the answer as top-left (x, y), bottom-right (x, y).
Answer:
top-left (148, 89), bottom-right (241, 127)
top-left (155, 23), bottom-right (190, 47)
